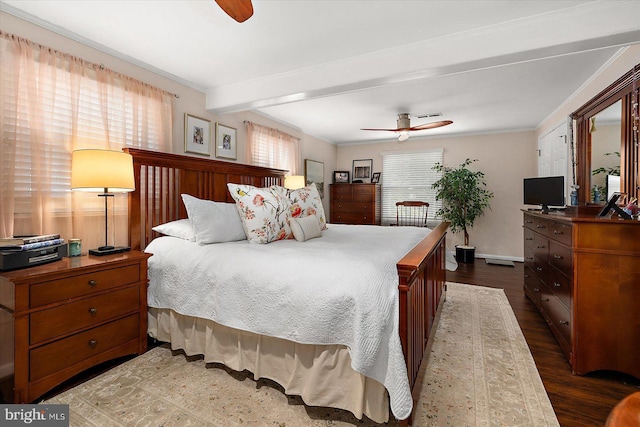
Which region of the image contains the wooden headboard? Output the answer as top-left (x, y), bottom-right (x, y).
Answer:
top-left (124, 148), bottom-right (287, 250)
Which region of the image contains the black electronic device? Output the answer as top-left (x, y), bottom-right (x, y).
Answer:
top-left (0, 243), bottom-right (68, 271)
top-left (523, 176), bottom-right (565, 213)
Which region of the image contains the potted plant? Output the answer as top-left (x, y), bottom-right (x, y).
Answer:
top-left (432, 158), bottom-right (493, 263)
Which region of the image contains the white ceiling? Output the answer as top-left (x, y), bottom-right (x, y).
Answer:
top-left (2, 0), bottom-right (640, 144)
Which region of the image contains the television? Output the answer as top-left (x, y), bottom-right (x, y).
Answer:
top-left (523, 176), bottom-right (565, 212)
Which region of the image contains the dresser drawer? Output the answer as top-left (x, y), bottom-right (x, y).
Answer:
top-left (332, 201), bottom-right (372, 212)
top-left (532, 255), bottom-right (548, 286)
top-left (549, 240), bottom-right (572, 275)
top-left (533, 233), bottom-right (549, 260)
top-left (30, 285), bottom-right (140, 345)
top-left (331, 184), bottom-right (352, 195)
top-left (540, 289), bottom-right (571, 345)
top-left (29, 314), bottom-right (139, 382)
top-left (524, 227), bottom-right (535, 250)
top-left (30, 264), bottom-right (140, 308)
top-left (549, 266), bottom-right (571, 309)
top-left (549, 221), bottom-right (572, 246)
top-left (531, 217), bottom-right (550, 236)
top-left (332, 212), bottom-right (376, 224)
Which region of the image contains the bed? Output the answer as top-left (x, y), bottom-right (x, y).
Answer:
top-left (125, 148), bottom-right (452, 425)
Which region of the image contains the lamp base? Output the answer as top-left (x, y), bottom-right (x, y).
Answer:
top-left (89, 246), bottom-right (131, 256)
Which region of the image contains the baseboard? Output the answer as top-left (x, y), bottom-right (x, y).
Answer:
top-left (474, 253), bottom-right (524, 263)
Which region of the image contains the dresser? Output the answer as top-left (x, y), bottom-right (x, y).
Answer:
top-left (523, 211), bottom-right (640, 379)
top-left (0, 251), bottom-right (151, 403)
top-left (330, 183), bottom-right (381, 225)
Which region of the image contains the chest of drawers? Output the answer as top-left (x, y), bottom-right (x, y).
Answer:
top-left (330, 183), bottom-right (381, 225)
top-left (523, 211), bottom-right (640, 379)
top-left (0, 251), bottom-right (150, 403)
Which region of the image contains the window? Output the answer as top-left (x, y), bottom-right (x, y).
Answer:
top-left (0, 31), bottom-right (173, 239)
top-left (246, 122), bottom-right (299, 174)
top-left (381, 149), bottom-right (443, 225)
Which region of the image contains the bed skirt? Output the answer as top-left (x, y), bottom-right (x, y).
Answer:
top-left (148, 307), bottom-right (390, 423)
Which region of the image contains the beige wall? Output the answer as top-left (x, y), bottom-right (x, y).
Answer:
top-left (1, 12), bottom-right (337, 240)
top-left (337, 132), bottom-right (537, 259)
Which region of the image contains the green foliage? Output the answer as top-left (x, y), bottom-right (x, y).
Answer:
top-left (591, 151), bottom-right (620, 177)
top-left (432, 158), bottom-right (493, 246)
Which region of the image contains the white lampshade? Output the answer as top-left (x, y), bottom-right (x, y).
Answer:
top-left (284, 175), bottom-right (306, 190)
top-left (71, 149), bottom-right (135, 192)
top-left (398, 131), bottom-right (410, 142)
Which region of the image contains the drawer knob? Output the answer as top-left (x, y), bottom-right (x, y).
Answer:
top-left (559, 320), bottom-right (569, 326)
top-left (536, 225), bottom-right (545, 229)
top-left (553, 282), bottom-right (561, 288)
top-left (524, 274), bottom-right (529, 278)
top-left (88, 279), bottom-right (97, 287)
top-left (553, 254), bottom-right (562, 259)
top-left (88, 339), bottom-right (97, 347)
top-left (541, 297), bottom-right (549, 302)
top-left (525, 237), bottom-right (533, 241)
top-left (553, 230), bottom-right (563, 235)
top-left (88, 307), bottom-right (97, 315)
top-left (536, 245), bottom-right (545, 249)
top-left (525, 257), bottom-right (533, 261)
top-left (536, 267), bottom-right (543, 271)
top-left (533, 288), bottom-right (540, 292)
top-left (525, 220), bottom-right (533, 224)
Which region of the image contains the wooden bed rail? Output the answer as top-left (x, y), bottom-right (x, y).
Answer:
top-left (397, 221), bottom-right (449, 424)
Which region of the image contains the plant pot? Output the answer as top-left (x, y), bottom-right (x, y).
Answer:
top-left (456, 245), bottom-right (476, 263)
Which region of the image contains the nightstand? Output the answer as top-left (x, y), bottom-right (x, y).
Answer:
top-left (0, 250), bottom-right (151, 403)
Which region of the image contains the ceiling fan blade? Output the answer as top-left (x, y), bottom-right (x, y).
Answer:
top-left (409, 120), bottom-right (453, 131)
top-left (360, 128), bottom-right (401, 132)
top-left (215, 0), bottom-right (253, 22)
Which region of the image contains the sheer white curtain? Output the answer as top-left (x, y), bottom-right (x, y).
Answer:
top-left (246, 122), bottom-right (300, 175)
top-left (0, 31), bottom-right (173, 246)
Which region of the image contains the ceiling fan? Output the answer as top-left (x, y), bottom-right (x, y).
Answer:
top-left (361, 113), bottom-right (453, 141)
top-left (215, 0), bottom-right (253, 23)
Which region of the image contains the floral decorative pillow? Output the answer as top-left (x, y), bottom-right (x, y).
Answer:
top-left (227, 183), bottom-right (292, 243)
top-left (287, 184), bottom-right (327, 230)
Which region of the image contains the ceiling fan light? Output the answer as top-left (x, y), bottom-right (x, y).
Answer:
top-left (398, 131), bottom-right (410, 142)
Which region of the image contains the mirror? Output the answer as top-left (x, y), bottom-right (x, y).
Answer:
top-left (572, 65), bottom-right (640, 206)
top-left (589, 100), bottom-right (621, 203)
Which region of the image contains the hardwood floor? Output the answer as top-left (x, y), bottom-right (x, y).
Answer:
top-left (447, 260), bottom-right (640, 427)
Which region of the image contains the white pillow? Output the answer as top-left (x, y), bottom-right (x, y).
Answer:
top-left (290, 215), bottom-right (322, 242)
top-left (181, 194), bottom-right (247, 244)
top-left (152, 219), bottom-right (195, 241)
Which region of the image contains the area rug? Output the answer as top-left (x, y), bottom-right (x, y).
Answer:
top-left (44, 282), bottom-right (559, 426)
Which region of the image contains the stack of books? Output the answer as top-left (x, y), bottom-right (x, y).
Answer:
top-left (0, 234), bottom-right (65, 252)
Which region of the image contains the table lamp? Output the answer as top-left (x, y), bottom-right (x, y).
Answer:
top-left (71, 149), bottom-right (135, 255)
top-left (284, 175), bottom-right (305, 190)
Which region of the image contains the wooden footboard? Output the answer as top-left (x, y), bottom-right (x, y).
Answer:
top-left (397, 221), bottom-right (449, 425)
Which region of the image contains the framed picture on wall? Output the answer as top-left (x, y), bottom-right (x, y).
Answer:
top-left (305, 159), bottom-right (325, 198)
top-left (371, 172), bottom-right (381, 183)
top-left (184, 113), bottom-right (211, 156)
top-left (215, 123), bottom-right (237, 160)
top-left (352, 159), bottom-right (373, 183)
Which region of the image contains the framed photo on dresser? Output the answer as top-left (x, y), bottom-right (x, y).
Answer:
top-left (352, 159), bottom-right (372, 183)
top-left (333, 171), bottom-right (350, 183)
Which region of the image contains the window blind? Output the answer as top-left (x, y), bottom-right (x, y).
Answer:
top-left (381, 149), bottom-right (443, 225)
top-left (246, 122), bottom-right (299, 174)
top-left (0, 32), bottom-right (172, 238)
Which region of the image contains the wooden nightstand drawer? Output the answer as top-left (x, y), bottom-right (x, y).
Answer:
top-left (30, 285), bottom-right (140, 345)
top-left (29, 314), bottom-right (139, 382)
top-left (30, 264), bottom-right (140, 308)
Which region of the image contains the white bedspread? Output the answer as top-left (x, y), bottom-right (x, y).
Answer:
top-left (145, 224), bottom-right (456, 420)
